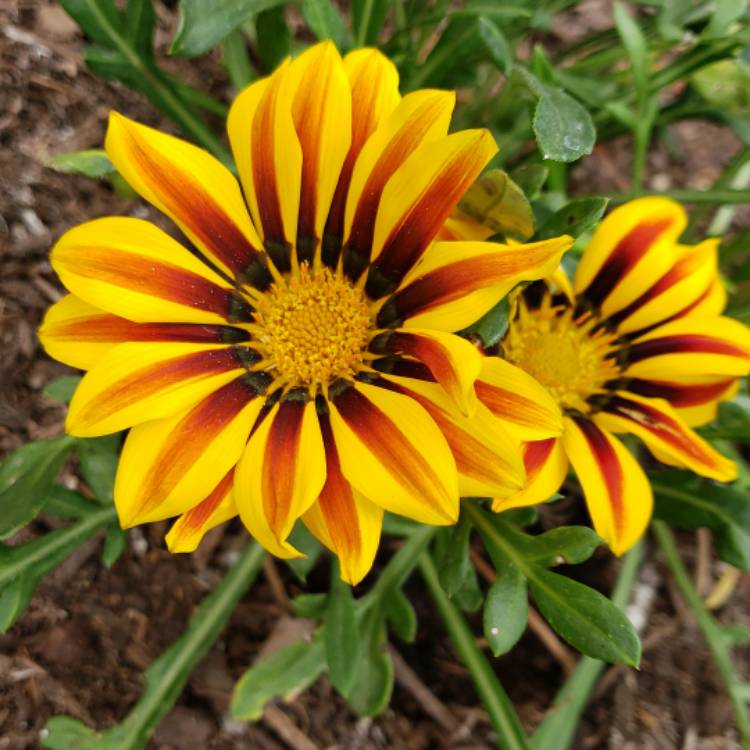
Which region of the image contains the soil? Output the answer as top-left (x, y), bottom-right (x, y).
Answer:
top-left (1, 2), bottom-right (749, 749)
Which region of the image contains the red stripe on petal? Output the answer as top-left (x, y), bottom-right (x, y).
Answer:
top-left (628, 334), bottom-right (749, 364)
top-left (523, 438), bottom-right (556, 480)
top-left (169, 469), bottom-right (234, 534)
top-left (626, 378), bottom-right (735, 407)
top-left (574, 418), bottom-right (625, 537)
top-left (476, 381), bottom-right (554, 431)
top-left (583, 219), bottom-right (672, 308)
top-left (261, 399), bottom-right (306, 534)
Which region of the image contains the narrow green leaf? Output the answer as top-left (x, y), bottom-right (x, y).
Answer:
top-left (45, 486), bottom-right (100, 520)
top-left (477, 16), bottom-right (512, 74)
top-left (222, 29), bottom-right (255, 91)
top-left (436, 518), bottom-right (474, 598)
top-left (353, 0), bottom-right (389, 46)
top-left (48, 150), bottom-right (116, 178)
top-left (59, 0), bottom-right (124, 48)
top-left (255, 5), bottom-right (291, 72)
top-left (652, 473), bottom-right (750, 570)
top-left (231, 638), bottom-right (326, 720)
top-left (291, 592), bottom-right (328, 619)
top-left (462, 298), bottom-right (509, 347)
top-left (171, 0), bottom-right (285, 57)
top-left (301, 0), bottom-right (350, 48)
top-left (43, 542), bottom-right (266, 750)
top-left (483, 559), bottom-right (527, 656)
top-left (703, 0), bottom-right (749, 39)
top-left (346, 608), bottom-right (393, 717)
top-left (124, 0), bottom-right (156, 58)
top-left (76, 435), bottom-right (120, 503)
top-left (0, 436), bottom-right (76, 539)
top-left (699, 399), bottom-right (750, 444)
top-left (530, 569), bottom-right (640, 666)
top-left (44, 375), bottom-right (82, 403)
top-left (511, 164), bottom-right (549, 200)
top-left (613, 2), bottom-right (649, 99)
top-left (533, 87), bottom-right (596, 162)
top-left (325, 568), bottom-right (361, 698)
top-left (535, 197), bottom-right (609, 241)
top-left (384, 589), bottom-right (417, 643)
top-left (102, 524), bottom-right (128, 567)
top-left (284, 522), bottom-right (323, 581)
top-left (452, 564), bottom-right (484, 614)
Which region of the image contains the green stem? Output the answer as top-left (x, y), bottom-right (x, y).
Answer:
top-left (355, 0), bottom-right (375, 47)
top-left (420, 553), bottom-right (530, 750)
top-left (82, 0), bottom-right (231, 164)
top-left (652, 521), bottom-right (750, 749)
top-left (530, 541), bottom-right (644, 750)
top-left (222, 30), bottom-right (255, 92)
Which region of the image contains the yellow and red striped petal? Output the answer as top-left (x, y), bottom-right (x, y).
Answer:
top-left (594, 391), bottom-right (737, 482)
top-left (563, 416), bottom-right (652, 555)
top-left (39, 295), bottom-right (250, 371)
top-left (286, 41), bottom-right (351, 260)
top-left (114, 378), bottom-right (263, 526)
top-left (328, 381), bottom-right (459, 525)
top-left (51, 217), bottom-right (253, 324)
top-left (608, 239), bottom-right (720, 335)
top-left (386, 375), bottom-right (525, 498)
top-left (227, 62), bottom-right (302, 266)
top-left (367, 129), bottom-right (498, 291)
top-left (302, 413), bottom-right (383, 585)
top-left (379, 236), bottom-right (571, 330)
top-left (343, 89), bottom-right (455, 275)
top-left (67, 343), bottom-right (248, 437)
top-left (626, 375), bottom-right (739, 427)
top-left (492, 438), bottom-right (568, 512)
top-left (475, 357), bottom-right (563, 441)
top-left (323, 48), bottom-right (400, 260)
top-left (106, 113), bottom-right (267, 281)
top-left (376, 328), bottom-right (481, 415)
top-left (574, 197), bottom-right (686, 316)
top-left (625, 316), bottom-right (750, 379)
top-left (234, 399), bottom-right (326, 558)
top-left (166, 470), bottom-right (238, 553)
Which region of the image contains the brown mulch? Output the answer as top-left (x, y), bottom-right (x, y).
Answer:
top-left (1, 2), bottom-right (749, 749)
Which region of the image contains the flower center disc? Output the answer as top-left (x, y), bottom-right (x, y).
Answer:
top-left (503, 297), bottom-right (620, 413)
top-left (253, 264), bottom-right (372, 389)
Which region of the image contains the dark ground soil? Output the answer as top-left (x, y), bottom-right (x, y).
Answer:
top-left (1, 2), bottom-right (750, 748)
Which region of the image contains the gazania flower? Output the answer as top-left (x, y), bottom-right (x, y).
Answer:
top-left (39, 42), bottom-right (570, 583)
top-left (482, 197), bottom-right (750, 554)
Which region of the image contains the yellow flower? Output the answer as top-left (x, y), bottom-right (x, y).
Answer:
top-left (39, 42), bottom-right (571, 583)
top-left (480, 197), bottom-right (750, 555)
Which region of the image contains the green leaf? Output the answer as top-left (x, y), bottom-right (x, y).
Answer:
top-left (435, 518), bottom-right (474, 598)
top-left (462, 298), bottom-right (509, 347)
top-left (699, 398), bottom-right (750, 443)
top-left (43, 542), bottom-right (265, 750)
top-left (451, 564), bottom-right (484, 614)
top-left (693, 60), bottom-right (750, 117)
top-left (0, 436), bottom-right (76, 539)
top-left (353, 0), bottom-right (389, 46)
top-left (284, 522), bottom-right (323, 581)
top-left (0, 505), bottom-right (115, 631)
top-left (102, 524), bottom-right (127, 567)
top-left (535, 197), bottom-right (609, 241)
top-left (477, 16), bottom-right (512, 74)
top-left (533, 87), bottom-right (596, 163)
top-left (171, 0), bottom-right (284, 57)
top-left (76, 435), bottom-right (120, 503)
top-left (254, 5), bottom-right (291, 72)
top-left (301, 0), bottom-right (350, 48)
top-left (222, 30), bottom-right (255, 91)
top-left (45, 486), bottom-right (100, 520)
top-left (383, 589), bottom-right (417, 643)
top-left (613, 2), bottom-right (649, 100)
top-left (43, 375), bottom-right (82, 403)
top-left (48, 150), bottom-right (116, 178)
top-left (529, 568), bottom-right (640, 666)
top-left (346, 608), bottom-right (393, 717)
top-left (124, 0), bottom-right (156, 58)
top-left (325, 568), bottom-right (361, 698)
top-left (703, 0), bottom-right (749, 39)
top-left (59, 0), bottom-right (123, 48)
top-left (652, 473), bottom-right (750, 570)
top-left (511, 164), bottom-right (548, 200)
top-left (231, 638), bottom-right (326, 721)
top-left (483, 558), bottom-right (527, 656)
top-left (458, 168), bottom-right (535, 240)
top-left (291, 592), bottom-right (328, 619)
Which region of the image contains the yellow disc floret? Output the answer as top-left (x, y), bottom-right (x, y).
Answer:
top-left (503, 294), bottom-right (620, 414)
top-left (253, 264), bottom-right (372, 389)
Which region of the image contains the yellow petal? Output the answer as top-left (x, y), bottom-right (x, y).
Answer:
top-left (114, 378), bottom-right (263, 526)
top-left (475, 357), bottom-right (563, 441)
top-left (573, 196), bottom-right (686, 317)
top-left (106, 112), bottom-right (265, 279)
top-left (166, 470), bottom-right (238, 553)
top-left (492, 438), bottom-right (568, 512)
top-left (563, 416), bottom-right (652, 555)
top-left (234, 399), bottom-right (326, 558)
top-left (66, 343), bottom-right (246, 436)
top-left (51, 217), bottom-right (252, 324)
top-left (328, 381), bottom-right (459, 525)
top-left (594, 391), bottom-right (737, 482)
